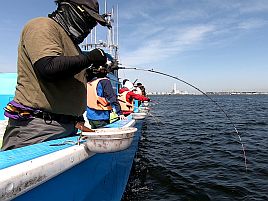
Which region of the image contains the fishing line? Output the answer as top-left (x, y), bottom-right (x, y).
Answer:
top-left (150, 100), bottom-right (160, 104)
top-left (147, 113), bottom-right (161, 124)
top-left (118, 65), bottom-right (248, 171)
top-left (137, 105), bottom-right (161, 124)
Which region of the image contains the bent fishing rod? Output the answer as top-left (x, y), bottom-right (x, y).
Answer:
top-left (117, 65), bottom-right (248, 171)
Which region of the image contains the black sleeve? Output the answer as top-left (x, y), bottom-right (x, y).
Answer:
top-left (33, 54), bottom-right (91, 81)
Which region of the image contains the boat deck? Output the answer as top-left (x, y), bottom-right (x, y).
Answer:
top-left (0, 114), bottom-right (134, 170)
top-left (0, 113), bottom-right (143, 201)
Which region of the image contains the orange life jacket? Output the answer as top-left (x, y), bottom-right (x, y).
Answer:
top-left (118, 91), bottom-right (134, 112)
top-left (87, 78), bottom-right (112, 111)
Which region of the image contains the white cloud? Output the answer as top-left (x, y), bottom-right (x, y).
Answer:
top-left (176, 25), bottom-right (215, 45)
top-left (238, 19), bottom-right (268, 30)
top-left (121, 24), bottom-right (215, 66)
top-left (239, 0), bottom-right (268, 13)
top-left (118, 0), bottom-right (268, 68)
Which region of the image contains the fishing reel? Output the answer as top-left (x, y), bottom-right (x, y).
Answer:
top-left (104, 53), bottom-right (119, 72)
top-left (91, 53), bottom-right (119, 73)
top-left (90, 53), bottom-right (119, 74)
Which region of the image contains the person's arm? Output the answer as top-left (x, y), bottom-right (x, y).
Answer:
top-left (101, 79), bottom-right (122, 115)
top-left (127, 91), bottom-right (150, 102)
top-left (33, 49), bottom-right (107, 81)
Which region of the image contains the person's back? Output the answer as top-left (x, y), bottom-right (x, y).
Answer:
top-left (16, 17), bottom-right (86, 116)
top-left (86, 69), bottom-right (125, 128)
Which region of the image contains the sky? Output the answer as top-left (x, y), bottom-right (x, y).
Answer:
top-left (0, 0), bottom-right (268, 93)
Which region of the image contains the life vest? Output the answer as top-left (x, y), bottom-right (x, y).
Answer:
top-left (87, 78), bottom-right (112, 111)
top-left (118, 91), bottom-right (134, 112)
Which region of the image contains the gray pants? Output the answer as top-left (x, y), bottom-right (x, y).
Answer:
top-left (1, 117), bottom-right (77, 151)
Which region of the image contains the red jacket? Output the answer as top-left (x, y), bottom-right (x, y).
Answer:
top-left (118, 88), bottom-right (150, 115)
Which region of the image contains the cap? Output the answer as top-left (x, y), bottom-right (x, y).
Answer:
top-left (122, 79), bottom-right (129, 85)
top-left (69, 0), bottom-right (107, 26)
top-left (123, 81), bottom-right (135, 91)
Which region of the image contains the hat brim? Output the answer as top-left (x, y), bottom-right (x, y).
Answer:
top-left (83, 7), bottom-right (107, 26)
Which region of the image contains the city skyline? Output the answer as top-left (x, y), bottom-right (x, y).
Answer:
top-left (146, 83), bottom-right (268, 95)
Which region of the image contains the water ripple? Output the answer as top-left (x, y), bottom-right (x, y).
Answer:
top-left (123, 95), bottom-right (268, 201)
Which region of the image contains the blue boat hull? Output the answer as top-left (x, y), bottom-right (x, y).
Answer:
top-left (0, 119), bottom-right (143, 201)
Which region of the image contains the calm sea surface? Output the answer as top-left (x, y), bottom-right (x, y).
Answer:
top-left (122, 95), bottom-right (268, 201)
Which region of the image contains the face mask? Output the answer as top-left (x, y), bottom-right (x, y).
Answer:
top-left (49, 2), bottom-right (97, 44)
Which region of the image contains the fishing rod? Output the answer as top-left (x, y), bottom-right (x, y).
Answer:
top-left (133, 79), bottom-right (138, 84)
top-left (118, 65), bottom-right (248, 171)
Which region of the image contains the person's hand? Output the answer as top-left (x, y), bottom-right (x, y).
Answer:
top-left (119, 114), bottom-right (127, 120)
top-left (75, 122), bottom-right (95, 132)
top-left (86, 48), bottom-right (107, 68)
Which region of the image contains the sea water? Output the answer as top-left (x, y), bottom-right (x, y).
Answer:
top-left (122, 95), bottom-right (268, 201)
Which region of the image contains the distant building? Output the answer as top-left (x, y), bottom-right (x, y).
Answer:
top-left (172, 83), bottom-right (180, 94)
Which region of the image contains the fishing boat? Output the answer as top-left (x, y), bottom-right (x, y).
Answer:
top-left (0, 4), bottom-right (148, 201)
